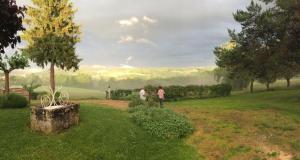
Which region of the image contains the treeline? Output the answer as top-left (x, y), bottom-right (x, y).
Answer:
top-left (214, 0), bottom-right (300, 92)
top-left (7, 72), bottom-right (216, 91)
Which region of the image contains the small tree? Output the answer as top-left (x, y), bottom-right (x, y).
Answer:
top-left (0, 52), bottom-right (29, 93)
top-left (22, 79), bottom-right (41, 104)
top-left (23, 0), bottom-right (81, 91)
top-left (0, 0), bottom-right (26, 53)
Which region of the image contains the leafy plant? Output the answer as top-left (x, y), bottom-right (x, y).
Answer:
top-left (129, 105), bottom-right (194, 139)
top-left (22, 79), bottom-right (41, 103)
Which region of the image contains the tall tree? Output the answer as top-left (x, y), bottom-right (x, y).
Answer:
top-left (229, 1), bottom-right (265, 92)
top-left (0, 52), bottom-right (29, 93)
top-left (0, 0), bottom-right (26, 53)
top-left (261, 0), bottom-right (300, 87)
top-left (22, 0), bottom-right (81, 91)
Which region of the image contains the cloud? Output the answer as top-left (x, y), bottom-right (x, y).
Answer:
top-left (17, 0), bottom-right (250, 67)
top-left (118, 36), bottom-right (134, 43)
top-left (143, 16), bottom-right (157, 24)
top-left (118, 36), bottom-right (157, 47)
top-left (136, 38), bottom-right (157, 46)
top-left (118, 17), bottom-right (139, 27)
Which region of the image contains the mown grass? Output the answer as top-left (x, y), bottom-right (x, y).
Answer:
top-left (168, 88), bottom-right (300, 160)
top-left (0, 104), bottom-right (199, 160)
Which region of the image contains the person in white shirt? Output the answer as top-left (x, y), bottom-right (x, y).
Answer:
top-left (157, 86), bottom-right (165, 108)
top-left (139, 88), bottom-right (146, 101)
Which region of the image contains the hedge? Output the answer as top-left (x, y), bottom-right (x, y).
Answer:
top-left (0, 93), bottom-right (28, 109)
top-left (112, 84), bottom-right (232, 101)
top-left (111, 89), bottom-right (133, 100)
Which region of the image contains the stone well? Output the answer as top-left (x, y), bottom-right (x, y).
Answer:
top-left (30, 104), bottom-right (80, 134)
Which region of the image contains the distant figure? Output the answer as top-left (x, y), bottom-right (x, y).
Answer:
top-left (108, 85), bottom-right (111, 100)
top-left (139, 88), bottom-right (146, 101)
top-left (157, 86), bottom-right (165, 108)
top-left (105, 90), bottom-right (109, 100)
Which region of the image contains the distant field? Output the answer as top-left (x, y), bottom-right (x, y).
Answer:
top-left (36, 86), bottom-right (104, 100)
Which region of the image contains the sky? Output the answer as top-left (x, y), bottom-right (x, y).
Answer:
top-left (18, 0), bottom-right (250, 68)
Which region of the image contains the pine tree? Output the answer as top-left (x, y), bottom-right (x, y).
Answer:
top-left (22, 0), bottom-right (81, 91)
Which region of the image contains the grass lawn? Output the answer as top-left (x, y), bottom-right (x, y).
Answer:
top-left (0, 104), bottom-right (199, 160)
top-left (168, 88), bottom-right (300, 160)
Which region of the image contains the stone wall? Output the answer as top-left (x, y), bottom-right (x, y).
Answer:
top-left (30, 104), bottom-right (80, 134)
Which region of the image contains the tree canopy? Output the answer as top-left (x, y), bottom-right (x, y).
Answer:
top-left (0, 0), bottom-right (26, 53)
top-left (215, 0), bottom-right (300, 92)
top-left (22, 0), bottom-right (81, 91)
top-left (0, 52), bottom-right (29, 92)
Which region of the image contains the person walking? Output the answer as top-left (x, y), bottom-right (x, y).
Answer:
top-left (139, 87), bottom-right (146, 101)
top-left (157, 86), bottom-right (165, 108)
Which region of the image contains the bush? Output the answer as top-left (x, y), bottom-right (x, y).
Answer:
top-left (128, 97), bottom-right (159, 108)
top-left (128, 98), bottom-right (145, 108)
top-left (209, 84), bottom-right (232, 97)
top-left (129, 105), bottom-right (194, 139)
top-left (0, 93), bottom-right (28, 108)
top-left (111, 89), bottom-right (133, 100)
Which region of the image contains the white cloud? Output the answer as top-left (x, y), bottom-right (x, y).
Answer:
top-left (118, 36), bottom-right (157, 47)
top-left (136, 38), bottom-right (157, 46)
top-left (118, 35), bottom-right (134, 43)
top-left (143, 16), bottom-right (157, 24)
top-left (118, 17), bottom-right (139, 27)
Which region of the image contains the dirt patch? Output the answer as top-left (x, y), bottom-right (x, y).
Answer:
top-left (73, 100), bottom-right (129, 110)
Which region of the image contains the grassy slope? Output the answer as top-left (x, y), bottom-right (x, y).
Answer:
top-left (0, 105), bottom-right (199, 160)
top-left (35, 86), bottom-right (104, 99)
top-left (168, 89), bottom-right (300, 160)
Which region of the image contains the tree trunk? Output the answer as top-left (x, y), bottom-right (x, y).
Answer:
top-left (250, 79), bottom-right (254, 93)
top-left (28, 93), bottom-right (31, 104)
top-left (4, 72), bottom-right (10, 93)
top-left (266, 83), bottom-right (270, 91)
top-left (50, 63), bottom-right (55, 91)
top-left (286, 78), bottom-right (291, 88)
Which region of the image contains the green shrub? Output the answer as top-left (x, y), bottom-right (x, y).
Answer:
top-left (209, 84), bottom-right (232, 97)
top-left (128, 98), bottom-right (145, 108)
top-left (128, 97), bottom-right (159, 108)
top-left (0, 93), bottom-right (28, 109)
top-left (129, 105), bottom-right (194, 139)
top-left (111, 89), bottom-right (133, 100)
